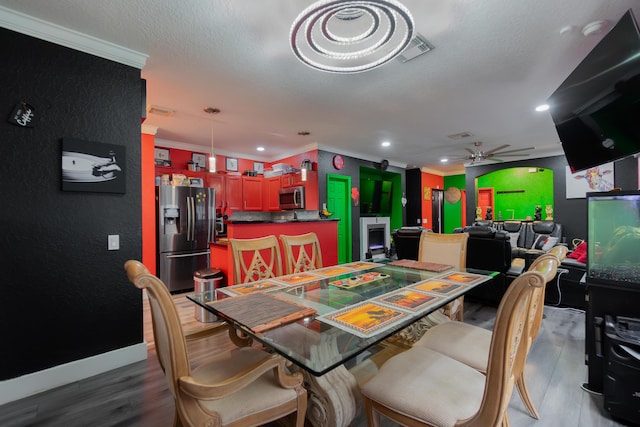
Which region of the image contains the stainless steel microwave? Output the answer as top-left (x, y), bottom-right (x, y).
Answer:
top-left (279, 186), bottom-right (305, 210)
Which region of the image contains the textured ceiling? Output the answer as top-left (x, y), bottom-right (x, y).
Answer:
top-left (1, 0), bottom-right (638, 174)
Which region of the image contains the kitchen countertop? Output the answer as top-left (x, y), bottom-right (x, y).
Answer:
top-left (227, 218), bottom-right (339, 223)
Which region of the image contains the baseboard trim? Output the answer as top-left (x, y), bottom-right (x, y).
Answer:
top-left (0, 343), bottom-right (148, 406)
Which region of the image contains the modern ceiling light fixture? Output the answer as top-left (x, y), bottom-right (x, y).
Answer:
top-left (290, 0), bottom-right (415, 74)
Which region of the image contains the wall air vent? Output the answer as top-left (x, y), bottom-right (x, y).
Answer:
top-left (397, 33), bottom-right (435, 63)
top-left (147, 105), bottom-right (175, 117)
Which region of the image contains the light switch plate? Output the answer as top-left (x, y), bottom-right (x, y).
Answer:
top-left (108, 234), bottom-right (120, 251)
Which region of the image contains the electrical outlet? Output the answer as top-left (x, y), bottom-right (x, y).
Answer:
top-left (108, 234), bottom-right (120, 251)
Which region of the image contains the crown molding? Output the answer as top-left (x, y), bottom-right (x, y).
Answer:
top-left (318, 143), bottom-right (408, 169)
top-left (0, 6), bottom-right (147, 69)
top-left (154, 138), bottom-right (319, 162)
top-left (141, 124), bottom-right (158, 135)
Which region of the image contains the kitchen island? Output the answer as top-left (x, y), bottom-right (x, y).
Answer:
top-left (211, 211), bottom-right (339, 285)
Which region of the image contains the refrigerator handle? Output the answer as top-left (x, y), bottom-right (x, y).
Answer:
top-left (186, 196), bottom-right (194, 241)
top-left (191, 196), bottom-right (196, 241)
top-left (166, 251), bottom-right (210, 259)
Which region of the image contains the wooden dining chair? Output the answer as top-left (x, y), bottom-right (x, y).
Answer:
top-left (418, 231), bottom-right (469, 321)
top-left (124, 260), bottom-right (307, 427)
top-left (229, 235), bottom-right (283, 284)
top-left (412, 254), bottom-right (559, 420)
top-left (547, 244), bottom-right (568, 261)
top-left (360, 268), bottom-right (545, 427)
top-left (126, 260), bottom-right (230, 349)
top-left (280, 232), bottom-right (323, 274)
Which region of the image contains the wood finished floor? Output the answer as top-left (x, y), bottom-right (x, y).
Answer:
top-left (0, 294), bottom-right (630, 427)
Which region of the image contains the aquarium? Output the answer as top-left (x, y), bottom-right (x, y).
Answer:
top-left (587, 191), bottom-right (640, 286)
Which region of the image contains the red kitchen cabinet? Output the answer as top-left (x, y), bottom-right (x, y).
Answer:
top-left (206, 173), bottom-right (226, 210)
top-left (225, 175), bottom-right (243, 212)
top-left (242, 176), bottom-right (263, 211)
top-left (264, 176), bottom-right (282, 211)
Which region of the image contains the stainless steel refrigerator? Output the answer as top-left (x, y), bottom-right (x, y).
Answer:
top-left (156, 185), bottom-right (214, 292)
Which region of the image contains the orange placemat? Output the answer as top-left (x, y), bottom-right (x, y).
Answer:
top-left (208, 292), bottom-right (316, 333)
top-left (388, 259), bottom-right (453, 272)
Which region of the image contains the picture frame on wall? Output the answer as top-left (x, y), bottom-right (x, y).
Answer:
top-left (192, 153), bottom-right (207, 169)
top-left (62, 138), bottom-right (126, 194)
top-left (154, 148), bottom-right (170, 161)
top-left (565, 162), bottom-right (614, 199)
top-left (253, 161), bottom-right (264, 174)
top-left (226, 157), bottom-right (238, 171)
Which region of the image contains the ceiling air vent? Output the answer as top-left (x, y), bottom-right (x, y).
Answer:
top-left (447, 131), bottom-right (474, 140)
top-left (397, 33), bottom-right (435, 63)
top-left (147, 105), bottom-right (175, 117)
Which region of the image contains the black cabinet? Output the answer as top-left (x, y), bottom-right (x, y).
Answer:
top-left (585, 281), bottom-right (640, 393)
top-left (603, 315), bottom-right (640, 425)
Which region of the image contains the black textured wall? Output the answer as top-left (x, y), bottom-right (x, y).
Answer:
top-left (317, 149), bottom-right (406, 260)
top-left (465, 155), bottom-right (639, 244)
top-left (0, 28), bottom-right (143, 379)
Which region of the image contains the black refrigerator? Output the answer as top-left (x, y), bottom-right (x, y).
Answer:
top-left (156, 185), bottom-right (215, 292)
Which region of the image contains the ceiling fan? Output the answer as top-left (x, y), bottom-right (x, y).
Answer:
top-left (463, 141), bottom-right (534, 164)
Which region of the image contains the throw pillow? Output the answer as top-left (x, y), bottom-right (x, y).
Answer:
top-left (532, 234), bottom-right (546, 250)
top-left (509, 232), bottom-right (520, 248)
top-left (541, 236), bottom-right (559, 251)
top-left (567, 241), bottom-right (587, 263)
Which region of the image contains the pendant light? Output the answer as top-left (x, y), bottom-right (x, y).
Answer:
top-left (208, 127), bottom-right (216, 173)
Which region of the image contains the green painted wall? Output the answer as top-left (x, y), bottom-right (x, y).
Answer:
top-left (477, 167), bottom-right (554, 220)
top-left (444, 174), bottom-right (465, 233)
top-left (359, 167), bottom-right (402, 232)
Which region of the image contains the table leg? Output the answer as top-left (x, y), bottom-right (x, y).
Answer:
top-left (296, 335), bottom-right (360, 427)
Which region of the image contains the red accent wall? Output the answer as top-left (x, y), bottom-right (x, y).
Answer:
top-left (141, 132), bottom-right (156, 273)
top-left (421, 172), bottom-right (444, 230)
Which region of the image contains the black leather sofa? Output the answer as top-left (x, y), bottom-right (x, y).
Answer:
top-left (391, 227), bottom-right (427, 260)
top-left (453, 225), bottom-right (513, 304)
top-left (497, 220), bottom-right (563, 258)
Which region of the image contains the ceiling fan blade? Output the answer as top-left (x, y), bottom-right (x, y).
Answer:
top-left (483, 144), bottom-right (510, 156)
top-left (493, 153), bottom-right (531, 157)
top-left (464, 147), bottom-right (476, 154)
top-left (491, 146), bottom-right (535, 155)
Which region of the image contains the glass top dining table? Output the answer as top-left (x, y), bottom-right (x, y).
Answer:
top-left (187, 261), bottom-right (496, 376)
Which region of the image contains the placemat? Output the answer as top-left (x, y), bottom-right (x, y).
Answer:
top-left (208, 292), bottom-right (316, 333)
top-left (388, 259), bottom-right (453, 272)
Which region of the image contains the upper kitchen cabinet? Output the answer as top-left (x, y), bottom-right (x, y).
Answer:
top-left (264, 176), bottom-right (282, 211)
top-left (242, 176), bottom-right (263, 211)
top-left (225, 175), bottom-right (243, 212)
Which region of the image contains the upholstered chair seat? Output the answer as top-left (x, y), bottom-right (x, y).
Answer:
top-left (361, 269), bottom-right (545, 426)
top-left (413, 254), bottom-right (560, 420)
top-left (361, 346), bottom-right (486, 426)
top-left (191, 347), bottom-right (303, 425)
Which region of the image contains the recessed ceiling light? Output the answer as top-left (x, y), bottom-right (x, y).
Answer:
top-left (203, 107), bottom-right (221, 114)
top-left (257, 146), bottom-right (265, 152)
top-left (381, 141), bottom-right (391, 147)
top-left (535, 104), bottom-right (549, 112)
top-left (440, 158), bottom-right (449, 163)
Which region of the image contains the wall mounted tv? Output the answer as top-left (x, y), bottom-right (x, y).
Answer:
top-left (548, 9), bottom-right (640, 173)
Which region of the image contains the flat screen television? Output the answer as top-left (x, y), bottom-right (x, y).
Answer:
top-left (548, 9), bottom-right (640, 173)
top-left (587, 191), bottom-right (640, 287)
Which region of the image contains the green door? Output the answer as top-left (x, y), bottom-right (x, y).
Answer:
top-left (327, 174), bottom-right (352, 264)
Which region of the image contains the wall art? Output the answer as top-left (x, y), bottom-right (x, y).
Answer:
top-left (62, 138), bottom-right (126, 194)
top-left (565, 162), bottom-right (614, 199)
